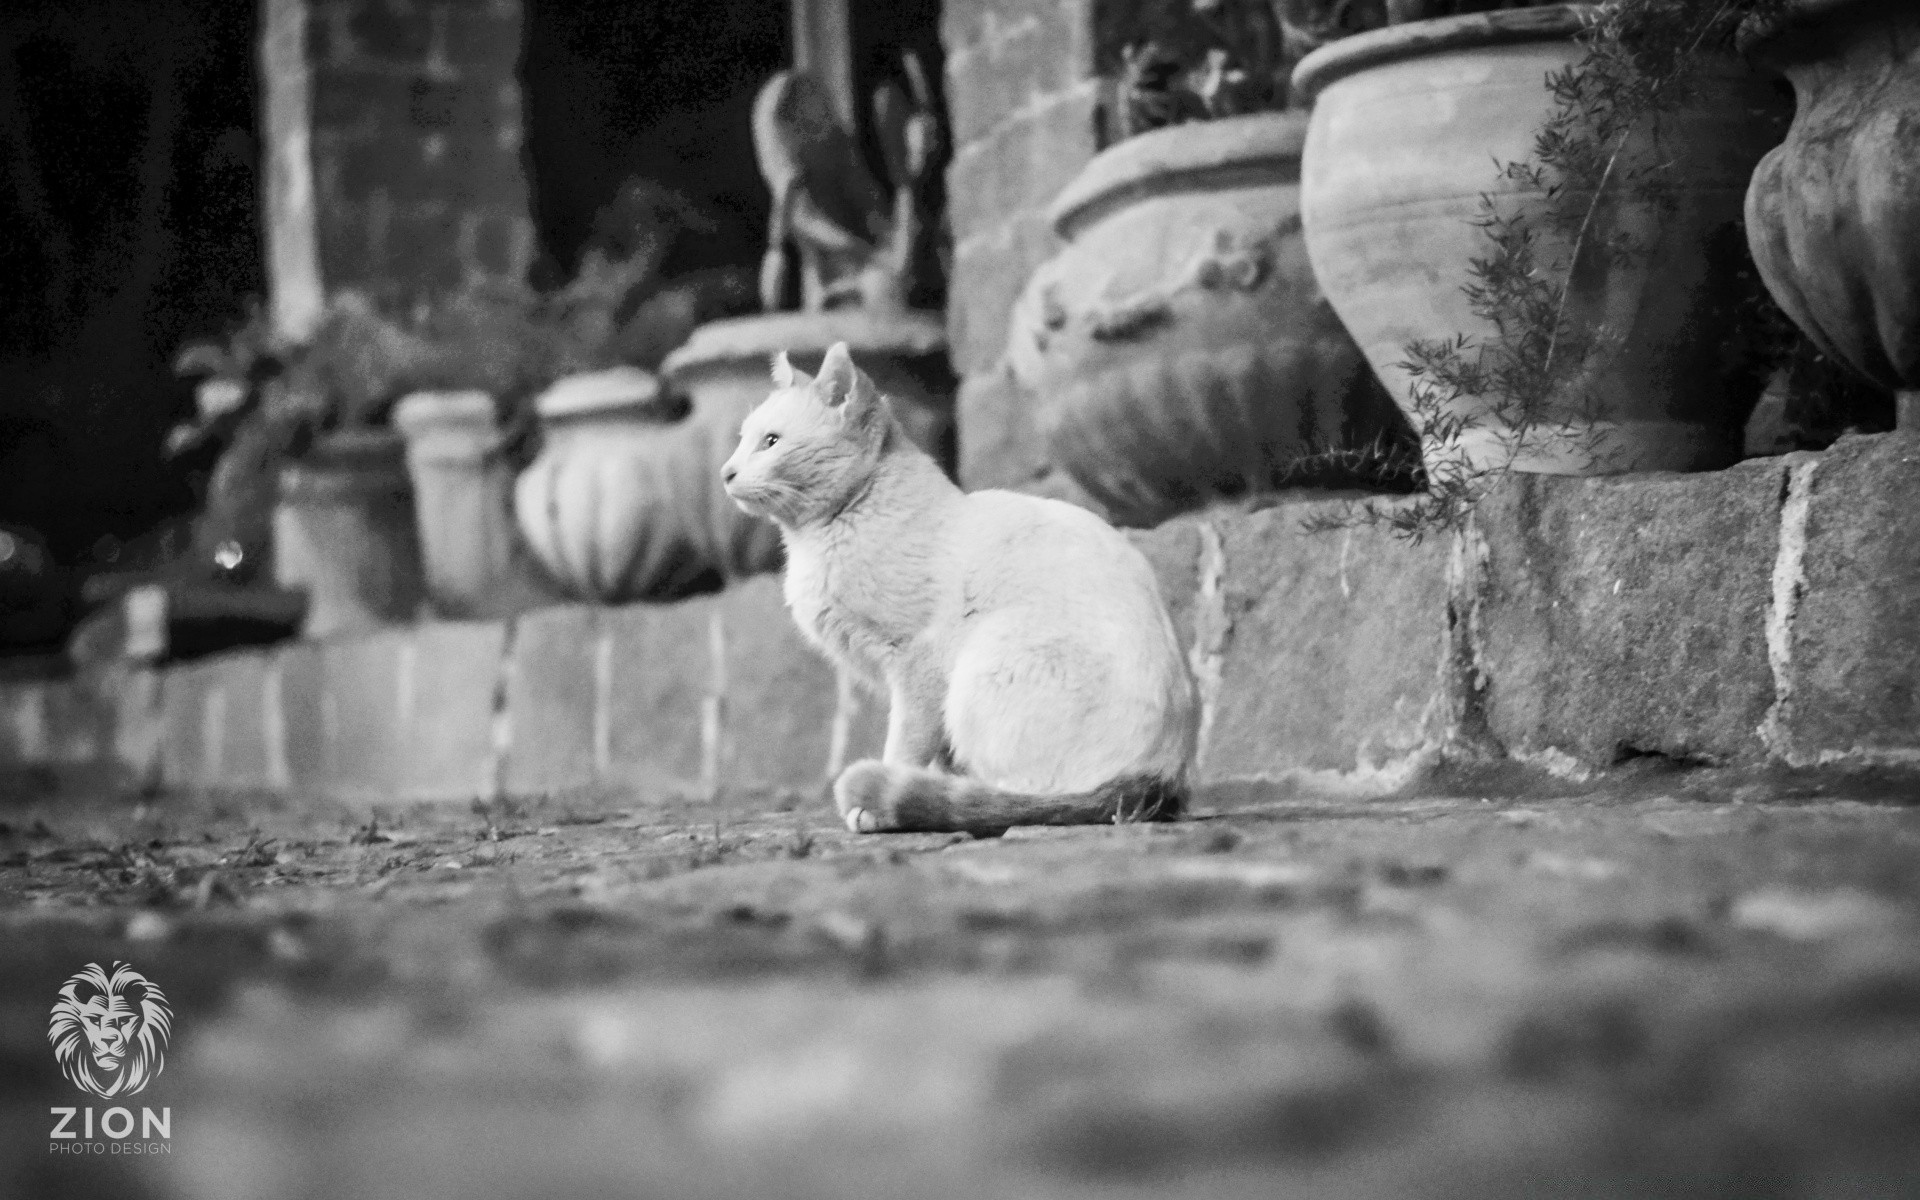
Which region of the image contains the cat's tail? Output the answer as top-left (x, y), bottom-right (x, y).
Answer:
top-left (833, 759), bottom-right (1186, 835)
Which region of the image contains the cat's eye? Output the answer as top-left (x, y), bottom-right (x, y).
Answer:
top-left (761, 433), bottom-right (780, 450)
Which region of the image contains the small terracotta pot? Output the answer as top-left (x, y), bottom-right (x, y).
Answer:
top-left (273, 428), bottom-right (424, 637)
top-left (1294, 6), bottom-right (1792, 475)
top-left (661, 309), bottom-right (954, 577)
top-left (1007, 111), bottom-right (1404, 526)
top-left (512, 368), bottom-right (716, 604)
top-left (1744, 0), bottom-right (1920, 428)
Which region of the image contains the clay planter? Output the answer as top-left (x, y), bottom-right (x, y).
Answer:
top-left (1007, 111), bottom-right (1402, 526)
top-left (393, 390), bottom-right (557, 618)
top-left (1294, 6), bottom-right (1792, 476)
top-left (661, 310), bottom-right (954, 577)
top-left (272, 428), bottom-right (424, 638)
top-left (1744, 0), bottom-right (1920, 428)
top-left (512, 367), bottom-right (717, 604)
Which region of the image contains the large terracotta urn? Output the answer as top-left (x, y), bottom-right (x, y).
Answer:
top-left (394, 389), bottom-right (559, 618)
top-left (512, 368), bottom-right (717, 604)
top-left (1744, 0), bottom-right (1920, 429)
top-left (661, 309), bottom-right (954, 577)
top-left (1007, 111), bottom-right (1406, 526)
top-left (273, 428), bottom-right (424, 637)
top-left (1294, 6), bottom-right (1793, 475)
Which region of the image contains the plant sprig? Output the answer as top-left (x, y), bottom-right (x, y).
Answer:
top-left (1313, 0), bottom-right (1794, 543)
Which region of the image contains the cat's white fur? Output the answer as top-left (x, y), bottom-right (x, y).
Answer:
top-left (721, 342), bottom-right (1197, 833)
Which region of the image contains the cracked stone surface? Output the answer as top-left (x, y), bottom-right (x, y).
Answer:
top-left (4, 772), bottom-right (1920, 1199)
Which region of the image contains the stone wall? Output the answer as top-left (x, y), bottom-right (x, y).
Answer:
top-left (941, 0), bottom-right (1105, 494)
top-left (6, 432), bottom-right (1916, 807)
top-left (0, 576), bottom-right (881, 807)
top-left (305, 0), bottom-right (535, 304)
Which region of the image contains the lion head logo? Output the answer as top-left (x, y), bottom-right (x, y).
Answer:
top-left (48, 961), bottom-right (171, 1099)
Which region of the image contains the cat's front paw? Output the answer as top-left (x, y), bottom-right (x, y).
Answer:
top-left (833, 759), bottom-right (896, 834)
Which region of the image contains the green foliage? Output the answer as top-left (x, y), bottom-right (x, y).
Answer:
top-left (171, 179), bottom-right (745, 455)
top-left (1309, 0), bottom-right (1797, 543)
top-left (1111, 1), bottom-right (1558, 134)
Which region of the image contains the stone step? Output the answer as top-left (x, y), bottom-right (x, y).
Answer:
top-left (3, 431), bottom-right (1916, 808)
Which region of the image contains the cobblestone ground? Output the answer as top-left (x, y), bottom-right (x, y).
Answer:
top-left (4, 770), bottom-right (1920, 1199)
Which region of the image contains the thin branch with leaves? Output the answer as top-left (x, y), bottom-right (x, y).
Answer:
top-left (1311, 0), bottom-right (1794, 543)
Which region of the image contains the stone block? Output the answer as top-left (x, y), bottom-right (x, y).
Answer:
top-left (41, 678), bottom-right (110, 767)
top-left (602, 599), bottom-right (713, 799)
top-left (219, 653), bottom-right (281, 791)
top-left (104, 666), bottom-right (164, 791)
top-left (0, 680), bottom-right (50, 768)
top-left (716, 577), bottom-right (837, 795)
top-left (946, 6), bottom-right (1087, 146)
top-left (277, 641), bottom-right (329, 791)
top-left (398, 621), bottom-right (505, 802)
top-left (316, 631), bottom-right (408, 800)
top-left (1128, 516), bottom-right (1202, 659)
top-left (347, 2), bottom-right (434, 67)
top-left (461, 209), bottom-right (535, 279)
top-left (1203, 502), bottom-right (1450, 781)
top-left (1472, 462), bottom-right (1784, 769)
top-left (1786, 432), bottom-right (1920, 762)
top-left (308, 1), bottom-right (353, 69)
top-left (943, 0), bottom-right (1090, 62)
top-left (158, 664), bottom-right (210, 790)
top-left (160, 653), bottom-right (276, 792)
top-left (949, 213), bottom-right (1057, 377)
top-left (336, 135), bottom-right (502, 208)
top-left (957, 364), bottom-right (1048, 492)
top-left (946, 83), bottom-right (1103, 242)
top-left (372, 204), bottom-right (467, 297)
top-left (503, 606), bottom-right (597, 797)
top-left (435, 3), bottom-right (523, 74)
top-left (0, 676), bottom-right (121, 798)
top-left (311, 72), bottom-right (417, 137)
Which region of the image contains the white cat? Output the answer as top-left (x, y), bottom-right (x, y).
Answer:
top-left (721, 342), bottom-right (1197, 834)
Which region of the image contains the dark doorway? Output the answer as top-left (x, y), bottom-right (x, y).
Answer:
top-left (0, 0), bottom-right (264, 653)
top-left (520, 0), bottom-right (947, 293)
top-left (520, 0), bottom-right (792, 282)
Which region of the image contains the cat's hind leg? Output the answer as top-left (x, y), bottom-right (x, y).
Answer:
top-left (942, 616), bottom-right (1139, 794)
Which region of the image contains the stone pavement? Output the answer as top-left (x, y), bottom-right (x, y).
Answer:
top-left (4, 771), bottom-right (1920, 1199)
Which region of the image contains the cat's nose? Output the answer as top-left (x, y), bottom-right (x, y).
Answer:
top-left (722, 464), bottom-right (738, 486)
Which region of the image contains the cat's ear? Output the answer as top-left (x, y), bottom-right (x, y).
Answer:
top-left (814, 341), bottom-right (873, 410)
top-left (770, 350), bottom-right (812, 390)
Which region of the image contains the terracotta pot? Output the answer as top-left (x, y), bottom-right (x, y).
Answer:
top-left (273, 428), bottom-right (424, 637)
top-left (1007, 111), bottom-right (1405, 526)
top-left (393, 390), bottom-right (559, 618)
top-left (1744, 0), bottom-right (1920, 428)
top-left (1294, 6), bottom-right (1792, 475)
top-left (661, 309), bottom-right (954, 577)
top-left (512, 367), bottom-right (716, 604)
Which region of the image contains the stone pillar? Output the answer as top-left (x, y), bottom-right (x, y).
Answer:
top-left (791, 0), bottom-right (855, 127)
top-left (291, 0), bottom-right (536, 306)
top-left (261, 0), bottom-right (326, 341)
top-left (941, 0), bottom-right (1105, 493)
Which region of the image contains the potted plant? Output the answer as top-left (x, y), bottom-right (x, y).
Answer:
top-left (502, 180), bottom-right (757, 604)
top-left (661, 56), bottom-right (956, 579)
top-left (1291, 1), bottom-right (1793, 517)
top-left (512, 367), bottom-right (720, 603)
top-left (1742, 0), bottom-right (1920, 429)
top-left (1002, 0), bottom-right (1415, 527)
top-left (172, 296), bottom-right (423, 638)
